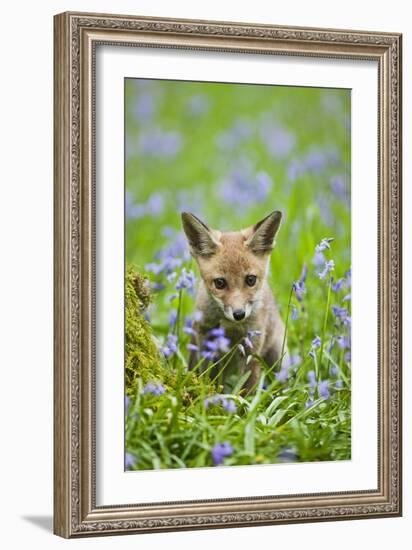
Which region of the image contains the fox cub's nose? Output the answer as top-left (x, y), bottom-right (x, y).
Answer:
top-left (233, 309), bottom-right (246, 321)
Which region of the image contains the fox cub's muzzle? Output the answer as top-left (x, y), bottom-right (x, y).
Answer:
top-left (233, 309), bottom-right (246, 321)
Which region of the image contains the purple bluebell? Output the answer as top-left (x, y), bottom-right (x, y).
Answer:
top-left (125, 453), bottom-right (136, 469)
top-left (316, 237), bottom-right (334, 253)
top-left (133, 92), bottom-right (156, 122)
top-left (332, 306), bottom-right (351, 326)
top-left (216, 120), bottom-right (251, 151)
top-left (293, 280), bottom-right (305, 302)
top-left (187, 343), bottom-right (199, 352)
top-left (337, 335), bottom-right (350, 349)
top-left (343, 293), bottom-right (351, 302)
top-left (305, 398), bottom-right (314, 408)
top-left (308, 370), bottom-right (317, 387)
top-left (293, 264), bottom-right (307, 302)
top-left (209, 327), bottom-right (225, 338)
top-left (187, 94), bottom-right (210, 116)
top-left (138, 128), bottom-right (182, 158)
top-left (175, 268), bottom-right (197, 295)
top-left (260, 122), bottom-right (296, 159)
top-left (330, 365), bottom-right (339, 377)
top-left (318, 259), bottom-right (335, 280)
top-left (331, 277), bottom-right (346, 292)
top-left (142, 382), bottom-right (166, 396)
top-left (126, 191), bottom-right (165, 220)
top-left (336, 380), bottom-right (344, 389)
top-left (161, 334), bottom-right (178, 358)
top-left (276, 367), bottom-right (290, 384)
top-left (211, 442), bottom-right (233, 465)
top-left (313, 250), bottom-right (326, 267)
top-left (183, 319), bottom-right (196, 335)
top-left (312, 336), bottom-right (322, 349)
top-left (330, 174), bottom-right (349, 204)
top-left (318, 380), bottom-right (330, 399)
top-left (169, 310), bottom-right (177, 327)
top-left (346, 268), bottom-right (352, 287)
top-left (220, 159), bottom-right (272, 208)
top-left (222, 399), bottom-right (237, 413)
top-left (291, 305), bottom-right (298, 320)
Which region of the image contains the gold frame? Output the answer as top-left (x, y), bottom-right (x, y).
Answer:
top-left (53, 11), bottom-right (402, 538)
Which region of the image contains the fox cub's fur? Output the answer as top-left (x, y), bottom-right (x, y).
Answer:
top-left (181, 210), bottom-right (287, 393)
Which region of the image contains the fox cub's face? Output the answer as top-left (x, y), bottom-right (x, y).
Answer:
top-left (181, 211), bottom-right (282, 322)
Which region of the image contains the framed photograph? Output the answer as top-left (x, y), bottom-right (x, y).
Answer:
top-left (53, 11), bottom-right (402, 538)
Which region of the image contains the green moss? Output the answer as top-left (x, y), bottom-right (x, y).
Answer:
top-left (125, 265), bottom-right (219, 401)
top-left (125, 266), bottom-right (163, 396)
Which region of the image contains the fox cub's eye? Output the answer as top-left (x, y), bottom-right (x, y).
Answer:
top-left (213, 278), bottom-right (227, 290)
top-left (245, 275), bottom-right (257, 287)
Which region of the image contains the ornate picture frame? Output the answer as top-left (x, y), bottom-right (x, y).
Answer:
top-left (53, 11), bottom-right (402, 538)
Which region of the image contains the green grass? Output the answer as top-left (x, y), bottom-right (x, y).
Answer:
top-left (124, 78), bottom-right (351, 470)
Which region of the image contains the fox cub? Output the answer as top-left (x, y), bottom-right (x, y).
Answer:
top-left (181, 210), bottom-right (287, 393)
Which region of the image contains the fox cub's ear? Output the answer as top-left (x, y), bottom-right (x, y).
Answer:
top-left (181, 212), bottom-right (220, 257)
top-left (245, 211), bottom-right (282, 254)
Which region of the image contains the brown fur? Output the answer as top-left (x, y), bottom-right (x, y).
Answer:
top-left (181, 211), bottom-right (287, 393)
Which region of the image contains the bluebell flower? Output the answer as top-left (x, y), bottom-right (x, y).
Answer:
top-left (332, 306), bottom-right (351, 326)
top-left (125, 452), bottom-right (136, 469)
top-left (161, 334), bottom-right (178, 358)
top-left (312, 336), bottom-right (322, 349)
top-left (204, 395), bottom-right (237, 413)
top-left (331, 277), bottom-right (346, 292)
top-left (343, 293), bottom-right (351, 302)
top-left (187, 94), bottom-right (210, 117)
top-left (133, 92), bottom-right (156, 122)
top-left (293, 264), bottom-right (307, 302)
top-left (142, 382), bottom-right (165, 396)
top-left (315, 237), bottom-right (334, 253)
top-left (305, 398), bottom-right (314, 408)
top-left (293, 280), bottom-right (305, 302)
top-left (318, 259), bottom-right (335, 280)
top-left (216, 120), bottom-right (251, 151)
top-left (308, 370), bottom-right (317, 387)
top-left (187, 343), bottom-right (199, 352)
top-left (222, 399), bottom-right (237, 413)
top-left (260, 122), bottom-right (296, 159)
top-left (209, 327), bottom-right (225, 338)
top-left (183, 319), bottom-right (196, 335)
top-left (276, 367), bottom-right (290, 384)
top-left (169, 310), bottom-right (177, 327)
top-left (291, 305), bottom-right (298, 320)
top-left (336, 380), bottom-right (344, 389)
top-left (313, 250), bottom-right (326, 267)
top-left (138, 128), bottom-right (182, 158)
top-left (211, 442), bottom-right (233, 465)
top-left (330, 365), bottom-right (339, 377)
top-left (337, 335), bottom-right (350, 349)
top-left (330, 174), bottom-right (349, 204)
top-left (220, 159), bottom-right (272, 207)
top-left (175, 268), bottom-right (197, 295)
top-left (318, 380), bottom-right (330, 399)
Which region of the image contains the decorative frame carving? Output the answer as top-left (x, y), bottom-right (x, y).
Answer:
top-left (54, 11), bottom-right (402, 538)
